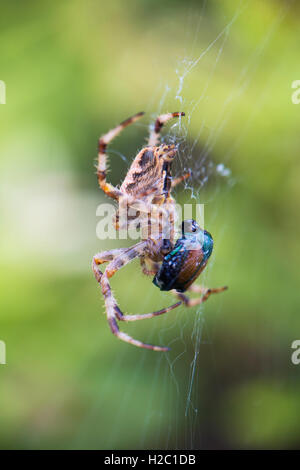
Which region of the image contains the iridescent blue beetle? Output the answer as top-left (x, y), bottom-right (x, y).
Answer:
top-left (154, 220), bottom-right (226, 299)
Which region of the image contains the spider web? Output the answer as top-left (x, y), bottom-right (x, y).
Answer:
top-left (166, 2), bottom-right (291, 449)
top-left (74, 0), bottom-right (292, 450)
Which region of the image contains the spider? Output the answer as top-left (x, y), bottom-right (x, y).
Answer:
top-left (92, 112), bottom-right (227, 351)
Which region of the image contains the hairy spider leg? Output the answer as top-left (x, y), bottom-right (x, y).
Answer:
top-left (148, 112), bottom-right (185, 147)
top-left (92, 247), bottom-right (134, 279)
top-left (92, 242), bottom-right (182, 351)
top-left (172, 284), bottom-right (228, 307)
top-left (97, 112), bottom-right (145, 200)
top-left (140, 257), bottom-right (160, 276)
top-left (171, 171), bottom-right (192, 188)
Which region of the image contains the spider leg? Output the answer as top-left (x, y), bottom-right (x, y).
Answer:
top-left (172, 285), bottom-right (228, 307)
top-left (97, 112), bottom-right (144, 200)
top-left (162, 160), bottom-right (173, 201)
top-left (92, 242), bottom-right (181, 351)
top-left (92, 248), bottom-right (131, 282)
top-left (172, 170), bottom-right (191, 188)
top-left (120, 303), bottom-right (181, 322)
top-left (148, 112), bottom-right (185, 146)
top-left (140, 257), bottom-right (160, 276)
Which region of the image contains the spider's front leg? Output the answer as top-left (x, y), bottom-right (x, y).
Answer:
top-left (97, 112), bottom-right (144, 200)
top-left (148, 112), bottom-right (185, 146)
top-left (92, 248), bottom-right (130, 282)
top-left (92, 242), bottom-right (181, 352)
top-left (172, 171), bottom-right (191, 188)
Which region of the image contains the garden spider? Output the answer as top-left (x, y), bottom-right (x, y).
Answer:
top-left (92, 112), bottom-right (227, 351)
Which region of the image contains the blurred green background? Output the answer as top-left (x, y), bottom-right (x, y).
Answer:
top-left (1, 0), bottom-right (300, 450)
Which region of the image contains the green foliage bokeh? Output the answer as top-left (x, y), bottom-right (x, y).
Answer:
top-left (0, 0), bottom-right (300, 449)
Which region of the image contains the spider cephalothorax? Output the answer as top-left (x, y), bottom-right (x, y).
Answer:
top-left (92, 112), bottom-right (227, 351)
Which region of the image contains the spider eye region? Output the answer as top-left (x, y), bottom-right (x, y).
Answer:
top-left (153, 225), bottom-right (214, 293)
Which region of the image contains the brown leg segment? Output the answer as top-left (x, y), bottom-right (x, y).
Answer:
top-left (97, 112), bottom-right (144, 200)
top-left (172, 170), bottom-right (191, 188)
top-left (148, 112), bottom-right (185, 146)
top-left (173, 285), bottom-right (228, 307)
top-left (92, 242), bottom-right (182, 351)
top-left (92, 248), bottom-right (131, 283)
top-left (140, 257), bottom-right (160, 276)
